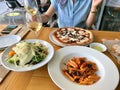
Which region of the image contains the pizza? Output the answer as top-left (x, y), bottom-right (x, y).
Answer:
top-left (52, 27), bottom-right (94, 46)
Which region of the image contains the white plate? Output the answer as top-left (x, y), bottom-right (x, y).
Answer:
top-left (0, 35), bottom-right (21, 49)
top-left (1, 39), bottom-right (54, 72)
top-left (49, 30), bottom-right (66, 47)
top-left (48, 46), bottom-right (119, 90)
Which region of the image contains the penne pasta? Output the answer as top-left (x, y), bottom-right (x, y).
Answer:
top-left (62, 57), bottom-right (100, 85)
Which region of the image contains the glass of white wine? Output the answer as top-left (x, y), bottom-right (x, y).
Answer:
top-left (24, 0), bottom-right (42, 38)
top-left (24, 0), bottom-right (38, 16)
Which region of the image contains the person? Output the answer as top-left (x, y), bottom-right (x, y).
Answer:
top-left (36, 0), bottom-right (51, 26)
top-left (36, 0), bottom-right (50, 13)
top-left (36, 0), bottom-right (102, 28)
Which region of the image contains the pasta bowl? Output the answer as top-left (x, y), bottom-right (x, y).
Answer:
top-left (48, 46), bottom-right (119, 90)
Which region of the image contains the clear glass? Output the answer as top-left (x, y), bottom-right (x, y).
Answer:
top-left (24, 0), bottom-right (42, 38)
top-left (24, 0), bottom-right (39, 16)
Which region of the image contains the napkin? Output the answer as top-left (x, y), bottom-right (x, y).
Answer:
top-left (102, 39), bottom-right (120, 64)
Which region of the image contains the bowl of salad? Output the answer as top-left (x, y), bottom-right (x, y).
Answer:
top-left (1, 39), bottom-right (54, 72)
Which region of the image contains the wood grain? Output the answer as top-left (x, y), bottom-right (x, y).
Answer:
top-left (0, 66), bottom-right (10, 83)
top-left (17, 26), bottom-right (30, 39)
top-left (0, 53), bottom-right (10, 83)
top-left (0, 26), bottom-right (120, 90)
top-left (10, 24), bottom-right (23, 35)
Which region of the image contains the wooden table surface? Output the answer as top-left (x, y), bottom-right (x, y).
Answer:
top-left (0, 26), bottom-right (120, 90)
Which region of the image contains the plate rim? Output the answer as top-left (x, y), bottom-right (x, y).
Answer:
top-left (1, 39), bottom-right (54, 72)
top-left (0, 35), bottom-right (21, 49)
top-left (49, 30), bottom-right (66, 47)
top-left (48, 46), bottom-right (119, 90)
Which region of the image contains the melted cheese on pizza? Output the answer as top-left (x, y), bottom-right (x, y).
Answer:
top-left (57, 28), bottom-right (89, 42)
top-left (53, 27), bottom-right (93, 45)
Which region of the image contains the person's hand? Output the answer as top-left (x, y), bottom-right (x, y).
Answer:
top-left (91, 0), bottom-right (102, 11)
top-left (31, 15), bottom-right (37, 21)
top-left (31, 15), bottom-right (42, 23)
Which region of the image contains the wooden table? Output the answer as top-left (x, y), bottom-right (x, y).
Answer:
top-left (0, 27), bottom-right (120, 90)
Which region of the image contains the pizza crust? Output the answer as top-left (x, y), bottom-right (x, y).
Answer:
top-left (52, 27), bottom-right (94, 46)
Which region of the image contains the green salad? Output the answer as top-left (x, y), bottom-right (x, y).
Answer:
top-left (7, 41), bottom-right (48, 67)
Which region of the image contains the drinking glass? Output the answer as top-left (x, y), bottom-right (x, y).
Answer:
top-left (24, 0), bottom-right (42, 38)
top-left (24, 0), bottom-right (38, 16)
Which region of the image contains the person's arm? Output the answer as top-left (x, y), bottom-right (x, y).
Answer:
top-left (40, 4), bottom-right (56, 23)
top-left (86, 0), bottom-right (102, 28)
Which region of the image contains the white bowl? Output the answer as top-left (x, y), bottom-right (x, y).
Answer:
top-left (89, 42), bottom-right (107, 52)
top-left (1, 39), bottom-right (54, 72)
